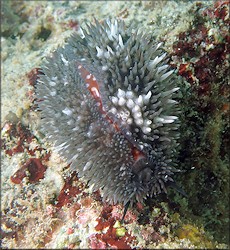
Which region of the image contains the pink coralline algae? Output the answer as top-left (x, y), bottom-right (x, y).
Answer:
top-left (93, 205), bottom-right (137, 249)
top-left (2, 121), bottom-right (50, 184)
top-left (172, 0), bottom-right (229, 99)
top-left (11, 158), bottom-right (47, 184)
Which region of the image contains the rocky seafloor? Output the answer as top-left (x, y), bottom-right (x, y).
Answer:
top-left (1, 1), bottom-right (229, 249)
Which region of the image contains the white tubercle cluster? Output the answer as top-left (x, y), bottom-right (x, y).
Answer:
top-left (109, 88), bottom-right (153, 135)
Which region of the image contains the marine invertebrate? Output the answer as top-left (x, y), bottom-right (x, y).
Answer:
top-left (36, 19), bottom-right (180, 214)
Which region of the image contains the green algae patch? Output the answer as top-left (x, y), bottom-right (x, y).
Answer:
top-left (176, 224), bottom-right (215, 249)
